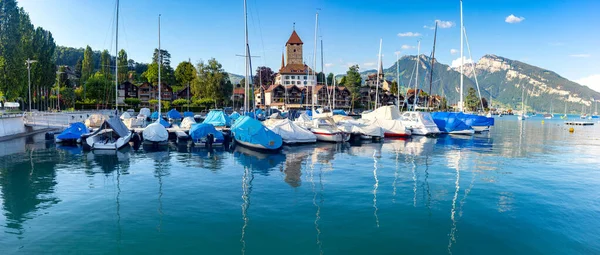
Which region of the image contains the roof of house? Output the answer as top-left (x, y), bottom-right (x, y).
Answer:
top-left (233, 88), bottom-right (245, 95)
top-left (279, 64), bottom-right (314, 74)
top-left (286, 30), bottom-right (303, 45)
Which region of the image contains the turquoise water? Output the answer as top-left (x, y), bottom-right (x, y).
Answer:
top-left (1, 116), bottom-right (599, 254)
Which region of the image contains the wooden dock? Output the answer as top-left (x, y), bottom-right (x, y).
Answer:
top-left (565, 121), bottom-right (595, 126)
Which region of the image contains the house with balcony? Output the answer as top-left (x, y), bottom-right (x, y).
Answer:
top-left (117, 81), bottom-right (138, 104)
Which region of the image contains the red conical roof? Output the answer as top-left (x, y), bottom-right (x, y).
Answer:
top-left (286, 30), bottom-right (303, 45)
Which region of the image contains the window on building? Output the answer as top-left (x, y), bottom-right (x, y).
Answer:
top-left (304, 81), bottom-right (307, 85)
top-left (294, 49), bottom-right (296, 52)
top-left (291, 76), bottom-right (295, 79)
top-left (297, 81), bottom-right (301, 85)
top-left (285, 81), bottom-right (290, 85)
top-left (285, 76), bottom-right (289, 79)
top-left (304, 76), bottom-right (307, 80)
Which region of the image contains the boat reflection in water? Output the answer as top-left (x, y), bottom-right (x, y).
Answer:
top-left (234, 145), bottom-right (286, 175)
top-left (84, 146), bottom-right (132, 175)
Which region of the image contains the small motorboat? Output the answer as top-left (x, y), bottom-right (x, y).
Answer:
top-left (263, 118), bottom-right (316, 144)
top-left (138, 108), bottom-right (151, 121)
top-left (122, 111), bottom-right (145, 128)
top-left (456, 113), bottom-right (494, 132)
top-left (231, 116), bottom-right (282, 150)
top-left (142, 120), bottom-right (169, 146)
top-left (203, 109), bottom-right (232, 129)
top-left (400, 111), bottom-right (441, 136)
top-left (84, 117), bottom-right (133, 150)
top-left (517, 114), bottom-right (529, 121)
top-left (310, 117), bottom-right (347, 143)
top-left (431, 112), bottom-right (474, 136)
top-left (85, 113), bottom-right (108, 128)
top-left (179, 117), bottom-right (196, 130)
top-left (167, 109), bottom-right (182, 123)
top-left (183, 111), bottom-right (195, 118)
top-left (56, 122), bottom-right (89, 144)
top-left (190, 123), bottom-right (225, 147)
top-left (332, 115), bottom-right (383, 140)
top-left (543, 113), bottom-right (553, 119)
top-left (361, 106), bottom-right (411, 137)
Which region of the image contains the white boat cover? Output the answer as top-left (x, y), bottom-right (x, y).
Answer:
top-left (143, 122), bottom-right (169, 142)
top-left (180, 117), bottom-right (196, 130)
top-left (138, 108), bottom-right (151, 118)
top-left (85, 114), bottom-right (108, 128)
top-left (293, 112), bottom-right (313, 129)
top-left (361, 106), bottom-right (402, 120)
top-left (120, 112), bottom-right (132, 120)
top-left (263, 119), bottom-right (316, 144)
top-left (333, 115), bottom-right (383, 137)
top-left (363, 118), bottom-right (411, 136)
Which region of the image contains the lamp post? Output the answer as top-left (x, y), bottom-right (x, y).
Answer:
top-left (25, 59), bottom-right (37, 112)
top-left (56, 70), bottom-right (64, 111)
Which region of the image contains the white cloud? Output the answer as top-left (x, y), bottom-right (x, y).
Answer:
top-left (569, 54), bottom-right (591, 58)
top-left (505, 14), bottom-right (525, 24)
top-left (394, 51), bottom-right (402, 56)
top-left (325, 63), bottom-right (334, 68)
top-left (363, 62), bottom-right (376, 68)
top-left (424, 20), bottom-right (455, 30)
top-left (450, 49), bottom-right (458, 55)
top-left (397, 32), bottom-right (421, 37)
top-left (576, 74), bottom-right (600, 93)
top-left (451, 56), bottom-right (473, 68)
top-left (401, 44), bottom-right (415, 50)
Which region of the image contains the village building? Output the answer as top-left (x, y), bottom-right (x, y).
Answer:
top-left (117, 81), bottom-right (138, 104)
top-left (136, 82), bottom-right (173, 107)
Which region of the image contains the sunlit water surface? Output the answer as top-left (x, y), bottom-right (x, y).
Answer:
top-left (1, 116), bottom-right (599, 254)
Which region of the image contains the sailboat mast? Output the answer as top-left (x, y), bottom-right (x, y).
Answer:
top-left (459, 0), bottom-right (464, 112)
top-left (428, 22), bottom-right (438, 110)
top-left (333, 75), bottom-right (336, 109)
top-left (158, 14), bottom-right (162, 117)
top-left (244, 0), bottom-right (249, 113)
top-left (312, 12), bottom-right (318, 113)
top-left (115, 0), bottom-right (119, 112)
top-left (414, 40), bottom-right (420, 110)
top-left (396, 53), bottom-right (400, 110)
top-left (375, 39), bottom-right (382, 110)
top-left (188, 58), bottom-right (191, 112)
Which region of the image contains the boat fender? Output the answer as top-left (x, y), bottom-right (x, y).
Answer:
top-left (205, 133), bottom-right (214, 150)
top-left (131, 133), bottom-right (141, 150)
top-left (45, 132), bottom-right (55, 141)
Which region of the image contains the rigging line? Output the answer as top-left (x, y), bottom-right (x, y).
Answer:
top-left (251, 0), bottom-right (267, 66)
top-left (463, 26), bottom-right (485, 111)
top-left (101, 0), bottom-right (118, 53)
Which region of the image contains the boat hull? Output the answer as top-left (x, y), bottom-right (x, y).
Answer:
top-left (449, 129), bottom-right (475, 135)
top-left (86, 132), bottom-right (133, 150)
top-left (384, 132), bottom-right (411, 138)
top-left (312, 131), bottom-right (345, 143)
top-left (472, 126), bottom-right (490, 132)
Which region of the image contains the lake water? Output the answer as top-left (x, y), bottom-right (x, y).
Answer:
top-left (1, 116), bottom-right (599, 254)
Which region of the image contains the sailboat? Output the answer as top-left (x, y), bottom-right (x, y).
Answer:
top-left (231, 0), bottom-right (283, 151)
top-left (543, 101), bottom-right (554, 119)
top-left (517, 84), bottom-right (529, 121)
top-left (590, 100), bottom-right (599, 120)
top-left (580, 104), bottom-right (587, 119)
top-left (142, 14), bottom-right (169, 147)
top-left (561, 101), bottom-right (568, 119)
top-left (84, 0), bottom-right (133, 150)
top-left (452, 0), bottom-right (494, 132)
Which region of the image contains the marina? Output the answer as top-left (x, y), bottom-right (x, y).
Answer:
top-left (0, 115), bottom-right (599, 254)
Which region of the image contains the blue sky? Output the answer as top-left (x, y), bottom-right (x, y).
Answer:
top-left (19, 0), bottom-right (600, 91)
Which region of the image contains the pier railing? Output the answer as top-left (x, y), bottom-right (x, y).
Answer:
top-left (23, 110), bottom-right (114, 128)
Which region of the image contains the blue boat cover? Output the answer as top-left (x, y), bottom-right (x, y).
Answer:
top-left (244, 111), bottom-right (255, 118)
top-left (183, 111), bottom-right (194, 117)
top-left (57, 122), bottom-right (88, 140)
top-left (190, 123), bottom-right (224, 142)
top-left (457, 113), bottom-right (495, 127)
top-left (158, 117), bottom-right (171, 128)
top-left (431, 112), bottom-right (472, 133)
top-left (231, 116), bottom-right (283, 150)
top-left (203, 110), bottom-right (231, 127)
top-left (333, 109), bottom-right (347, 116)
top-left (167, 109), bottom-right (182, 120)
top-left (151, 111), bottom-right (159, 119)
top-left (255, 109), bottom-right (265, 117)
top-left (229, 111), bottom-right (241, 120)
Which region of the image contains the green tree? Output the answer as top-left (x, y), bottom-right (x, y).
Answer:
top-left (117, 49), bottom-right (128, 83)
top-left (172, 98), bottom-right (188, 106)
top-left (100, 50), bottom-right (111, 77)
top-left (0, 0), bottom-right (25, 100)
top-left (175, 61), bottom-right (197, 87)
top-left (153, 49), bottom-right (171, 67)
top-left (344, 65), bottom-right (362, 110)
top-left (142, 49), bottom-right (175, 85)
top-left (192, 58), bottom-right (232, 107)
top-left (74, 57), bottom-right (83, 78)
top-left (390, 80), bottom-right (398, 95)
top-left (316, 72), bottom-right (326, 84)
top-left (327, 73), bottom-right (334, 86)
top-left (465, 87), bottom-right (480, 111)
top-left (85, 72), bottom-right (111, 103)
top-left (81, 45), bottom-right (94, 83)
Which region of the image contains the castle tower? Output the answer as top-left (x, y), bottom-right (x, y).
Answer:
top-left (285, 30), bottom-right (303, 65)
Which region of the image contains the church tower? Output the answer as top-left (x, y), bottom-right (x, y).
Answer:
top-left (285, 30), bottom-right (303, 65)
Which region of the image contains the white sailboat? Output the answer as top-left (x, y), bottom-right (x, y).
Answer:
top-left (84, 0), bottom-right (133, 150)
top-left (517, 84), bottom-right (529, 121)
top-left (142, 14), bottom-right (169, 147)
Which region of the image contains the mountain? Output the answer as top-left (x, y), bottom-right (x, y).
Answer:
top-left (459, 54), bottom-right (600, 112)
top-left (360, 55), bottom-right (478, 105)
top-left (228, 73), bottom-right (244, 85)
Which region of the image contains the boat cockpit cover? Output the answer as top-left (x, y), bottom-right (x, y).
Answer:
top-left (203, 110), bottom-right (231, 126)
top-left (101, 117), bottom-right (130, 138)
top-left (167, 109), bottom-right (182, 119)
